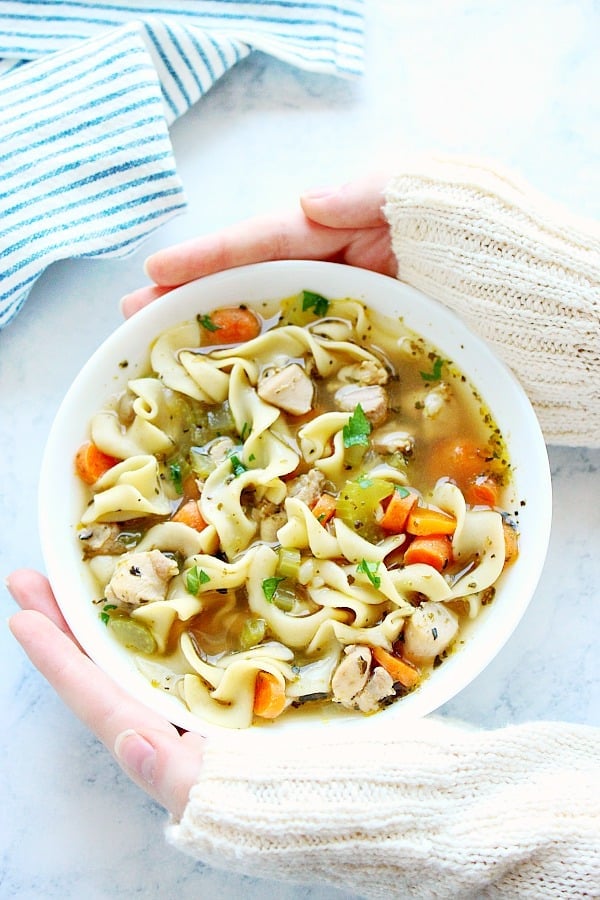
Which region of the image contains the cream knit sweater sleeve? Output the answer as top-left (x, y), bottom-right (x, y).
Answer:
top-left (383, 156), bottom-right (600, 447)
top-left (166, 717), bottom-right (599, 898)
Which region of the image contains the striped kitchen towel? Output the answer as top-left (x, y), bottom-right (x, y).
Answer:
top-left (0, 1), bottom-right (365, 330)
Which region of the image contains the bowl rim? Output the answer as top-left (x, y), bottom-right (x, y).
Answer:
top-left (39, 260), bottom-right (552, 737)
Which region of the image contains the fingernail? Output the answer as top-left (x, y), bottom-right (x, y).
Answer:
top-left (114, 730), bottom-right (156, 784)
top-left (302, 186), bottom-right (337, 200)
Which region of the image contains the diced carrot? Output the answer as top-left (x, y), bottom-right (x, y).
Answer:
top-left (428, 437), bottom-right (491, 489)
top-left (253, 671), bottom-right (287, 719)
top-left (502, 520), bottom-right (519, 567)
top-left (465, 476), bottom-right (499, 507)
top-left (171, 499), bottom-right (207, 532)
top-left (379, 487), bottom-right (418, 533)
top-left (311, 492), bottom-right (337, 526)
top-left (406, 507), bottom-right (456, 536)
top-left (74, 441), bottom-right (119, 485)
top-left (371, 645), bottom-right (421, 689)
top-left (201, 306), bottom-right (261, 346)
top-left (403, 534), bottom-right (453, 571)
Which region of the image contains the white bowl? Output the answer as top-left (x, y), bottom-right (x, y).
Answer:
top-left (39, 261), bottom-right (552, 737)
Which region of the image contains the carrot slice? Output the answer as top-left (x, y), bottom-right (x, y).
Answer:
top-left (253, 671), bottom-right (287, 719)
top-left (171, 499), bottom-right (207, 532)
top-left (428, 437), bottom-right (491, 489)
top-left (379, 487), bottom-right (418, 533)
top-left (74, 441), bottom-right (119, 485)
top-left (201, 306), bottom-right (261, 346)
top-left (465, 476), bottom-right (499, 507)
top-left (403, 534), bottom-right (453, 571)
top-left (371, 646), bottom-right (421, 689)
top-left (311, 492), bottom-right (337, 526)
top-left (406, 507), bottom-right (456, 536)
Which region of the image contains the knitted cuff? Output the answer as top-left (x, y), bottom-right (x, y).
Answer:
top-left (383, 156), bottom-right (600, 447)
top-left (166, 717), bottom-right (599, 899)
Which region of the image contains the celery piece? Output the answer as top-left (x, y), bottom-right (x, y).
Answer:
top-left (336, 477), bottom-right (395, 539)
top-left (108, 617), bottom-right (156, 654)
top-left (277, 547), bottom-right (302, 580)
top-left (272, 585), bottom-right (296, 612)
top-left (207, 401), bottom-right (235, 435)
top-left (239, 617), bottom-right (267, 650)
top-left (189, 447), bottom-right (216, 478)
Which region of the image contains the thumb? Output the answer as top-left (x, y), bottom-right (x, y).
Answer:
top-left (300, 173), bottom-right (390, 229)
top-left (114, 727), bottom-right (206, 820)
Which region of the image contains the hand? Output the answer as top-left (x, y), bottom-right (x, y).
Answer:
top-left (121, 174), bottom-right (397, 317)
top-left (7, 570), bottom-right (205, 819)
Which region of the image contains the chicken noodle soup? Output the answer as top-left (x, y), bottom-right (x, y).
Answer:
top-left (75, 292), bottom-right (518, 728)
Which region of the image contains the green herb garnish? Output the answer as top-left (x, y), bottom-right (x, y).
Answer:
top-left (230, 454), bottom-right (248, 477)
top-left (169, 461), bottom-right (184, 495)
top-left (356, 559), bottom-right (381, 589)
top-left (302, 290), bottom-right (330, 317)
top-left (198, 313), bottom-right (220, 332)
top-left (100, 603), bottom-right (117, 625)
top-left (186, 565), bottom-right (211, 595)
top-left (420, 356), bottom-right (445, 382)
top-left (343, 404), bottom-right (372, 448)
top-left (262, 576), bottom-right (286, 602)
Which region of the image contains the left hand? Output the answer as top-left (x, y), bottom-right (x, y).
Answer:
top-left (7, 569), bottom-right (205, 819)
top-left (120, 174), bottom-right (397, 317)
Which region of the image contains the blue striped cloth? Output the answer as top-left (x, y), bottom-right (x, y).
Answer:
top-left (0, 2), bottom-right (365, 330)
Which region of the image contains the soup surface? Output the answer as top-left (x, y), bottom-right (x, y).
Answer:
top-left (75, 291), bottom-right (518, 728)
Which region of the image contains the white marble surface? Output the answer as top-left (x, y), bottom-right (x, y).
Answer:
top-left (1, 2), bottom-right (599, 898)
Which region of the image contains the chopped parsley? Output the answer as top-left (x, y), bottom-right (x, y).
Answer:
top-left (197, 313), bottom-right (220, 332)
top-left (230, 454), bottom-right (248, 477)
top-left (356, 558), bottom-right (381, 589)
top-left (186, 565), bottom-right (211, 595)
top-left (262, 576), bottom-right (286, 602)
top-left (169, 461), bottom-right (184, 495)
top-left (420, 355), bottom-right (445, 382)
top-left (343, 404), bottom-right (371, 448)
top-left (302, 290), bottom-right (330, 317)
top-left (100, 603), bottom-right (117, 625)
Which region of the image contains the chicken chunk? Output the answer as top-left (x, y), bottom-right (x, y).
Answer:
top-left (78, 523), bottom-right (128, 558)
top-left (422, 382), bottom-right (451, 418)
top-left (257, 363), bottom-right (314, 416)
top-left (355, 666), bottom-right (395, 713)
top-left (331, 645), bottom-right (372, 707)
top-left (370, 427), bottom-right (415, 455)
top-left (336, 359), bottom-right (389, 387)
top-left (286, 468), bottom-right (326, 506)
top-left (251, 498), bottom-right (288, 543)
top-left (334, 383), bottom-right (389, 427)
top-left (104, 549), bottom-right (178, 610)
top-left (402, 601), bottom-right (459, 663)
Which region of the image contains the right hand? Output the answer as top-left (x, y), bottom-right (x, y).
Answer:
top-left (121, 174), bottom-right (397, 317)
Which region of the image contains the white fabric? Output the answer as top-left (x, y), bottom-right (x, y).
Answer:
top-left (0, 1), bottom-right (365, 329)
top-left (383, 155), bottom-right (600, 447)
top-left (166, 717), bottom-right (600, 899)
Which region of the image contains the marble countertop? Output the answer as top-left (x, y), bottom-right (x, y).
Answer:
top-left (1, 2), bottom-right (598, 898)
